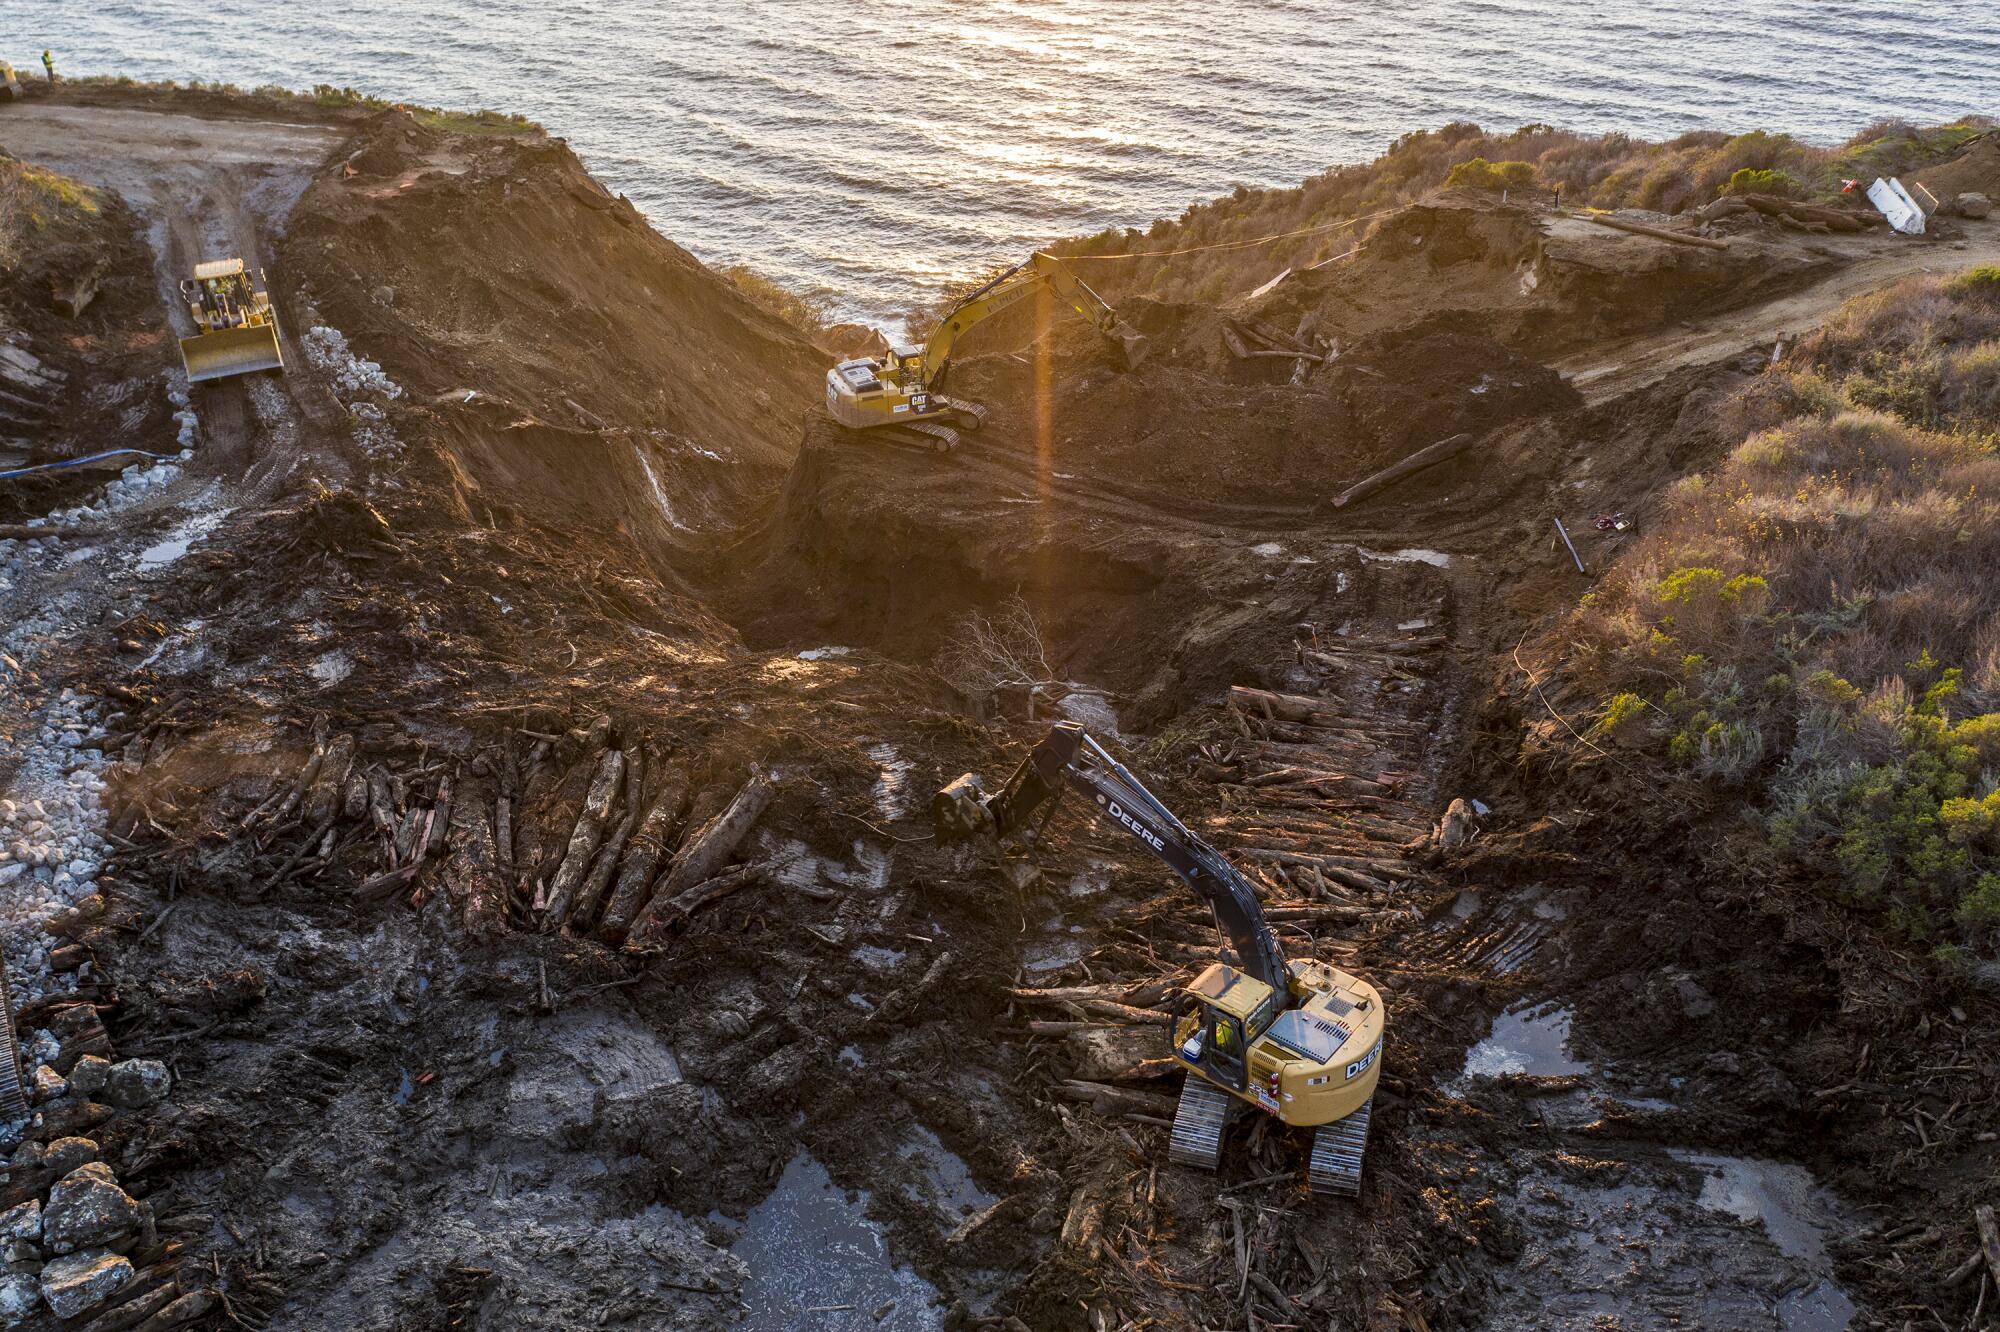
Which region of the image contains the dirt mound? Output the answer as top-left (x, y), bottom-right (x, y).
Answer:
top-left (1251, 193), bottom-right (1844, 361)
top-left (280, 111), bottom-right (825, 548)
top-left (1912, 131), bottom-right (2000, 204)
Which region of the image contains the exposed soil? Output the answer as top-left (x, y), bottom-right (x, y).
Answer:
top-left (3, 85), bottom-right (1997, 1332)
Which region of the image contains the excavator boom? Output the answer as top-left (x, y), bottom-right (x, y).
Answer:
top-left (955, 721), bottom-right (1287, 990)
top-left (936, 720), bottom-right (1384, 1196)
top-left (920, 252), bottom-right (1149, 382)
top-left (823, 249), bottom-right (1147, 450)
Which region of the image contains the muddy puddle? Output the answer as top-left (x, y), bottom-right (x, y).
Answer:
top-left (718, 1154), bottom-right (941, 1330)
top-left (1461, 1002), bottom-right (1588, 1080)
top-left (1441, 889), bottom-right (1857, 1331)
top-left (1675, 1152), bottom-right (1858, 1332)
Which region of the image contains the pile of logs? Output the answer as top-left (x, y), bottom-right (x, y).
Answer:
top-left (1221, 314), bottom-right (1329, 383)
top-left (430, 718), bottom-right (778, 949)
top-left (1700, 193), bottom-right (1883, 235)
top-left (109, 710), bottom-right (776, 952)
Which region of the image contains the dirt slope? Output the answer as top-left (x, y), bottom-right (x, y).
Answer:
top-left (282, 111), bottom-right (825, 557)
top-left (9, 84), bottom-right (1999, 1332)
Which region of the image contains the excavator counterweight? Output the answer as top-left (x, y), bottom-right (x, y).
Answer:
top-left (937, 722), bottom-right (1383, 1196)
top-left (825, 250), bottom-right (1146, 452)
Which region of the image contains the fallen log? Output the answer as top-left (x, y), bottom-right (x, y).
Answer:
top-left (596, 765), bottom-right (691, 938)
top-left (1582, 213), bottom-right (1731, 250)
top-left (52, 260), bottom-right (108, 318)
top-left (566, 748), bottom-right (645, 931)
top-left (622, 773), bottom-right (777, 942)
top-left (1977, 1205), bottom-right (2000, 1303)
top-left (442, 783), bottom-right (506, 935)
top-left (870, 949), bottom-right (957, 1025)
top-left (1330, 432), bottom-right (1474, 508)
top-left (0, 522), bottom-right (110, 542)
top-left (541, 748), bottom-right (627, 925)
top-left (1007, 983), bottom-right (1154, 1006)
top-left (1228, 686), bottom-right (1333, 725)
top-left (305, 733), bottom-right (357, 826)
top-left (1057, 1080), bottom-right (1178, 1118)
top-left (624, 860), bottom-right (768, 947)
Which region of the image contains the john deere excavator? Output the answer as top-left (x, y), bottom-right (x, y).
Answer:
top-left (177, 258), bottom-right (284, 384)
top-left (825, 250), bottom-right (1148, 453)
top-left (936, 722), bottom-right (1384, 1195)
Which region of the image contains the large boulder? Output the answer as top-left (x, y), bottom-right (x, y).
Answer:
top-left (1957, 192), bottom-right (1992, 219)
top-left (38, 1249), bottom-right (131, 1320)
top-left (41, 1163), bottom-right (142, 1255)
top-left (101, 1060), bottom-right (169, 1109)
top-left (64, 1056), bottom-right (110, 1098)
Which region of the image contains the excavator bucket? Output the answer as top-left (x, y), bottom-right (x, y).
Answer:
top-left (179, 322), bottom-right (284, 384)
top-left (1113, 322), bottom-right (1151, 372)
top-left (932, 774), bottom-right (995, 843)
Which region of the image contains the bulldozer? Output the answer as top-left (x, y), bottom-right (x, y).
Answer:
top-left (177, 258), bottom-right (284, 384)
top-left (937, 722), bottom-right (1384, 1195)
top-left (825, 250), bottom-right (1148, 453)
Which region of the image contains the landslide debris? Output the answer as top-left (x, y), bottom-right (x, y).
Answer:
top-left (12, 85), bottom-right (1999, 1332)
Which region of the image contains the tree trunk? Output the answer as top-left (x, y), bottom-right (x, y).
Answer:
top-left (624, 774), bottom-right (776, 945)
top-left (1331, 432), bottom-right (1474, 508)
top-left (596, 763), bottom-right (691, 939)
top-left (541, 748), bottom-right (626, 925)
top-left (565, 748), bottom-right (645, 932)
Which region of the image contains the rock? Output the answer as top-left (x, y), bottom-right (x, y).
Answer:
top-left (42, 1137), bottom-right (96, 1175)
top-left (101, 1061), bottom-right (169, 1110)
top-left (29, 1101), bottom-right (110, 1142)
top-left (29, 1066), bottom-right (65, 1104)
top-left (8, 1142), bottom-right (43, 1172)
top-left (372, 285), bottom-right (396, 306)
top-left (38, 1248), bottom-right (131, 1320)
top-left (41, 1162), bottom-right (143, 1255)
top-left (1432, 797), bottom-right (1477, 853)
top-left (1957, 192), bottom-right (1992, 219)
top-left (65, 1056), bottom-right (109, 1098)
top-left (0, 1272), bottom-right (38, 1327)
top-left (0, 1199), bottom-right (38, 1242)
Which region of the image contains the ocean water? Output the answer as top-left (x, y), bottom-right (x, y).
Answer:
top-left (12, 1), bottom-right (1999, 325)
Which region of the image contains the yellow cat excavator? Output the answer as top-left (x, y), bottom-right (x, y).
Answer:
top-left (825, 251), bottom-right (1148, 453)
top-left (936, 722), bottom-right (1384, 1196)
top-left (178, 258), bottom-right (285, 384)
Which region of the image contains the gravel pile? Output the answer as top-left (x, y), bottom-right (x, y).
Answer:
top-left (302, 324), bottom-right (403, 401)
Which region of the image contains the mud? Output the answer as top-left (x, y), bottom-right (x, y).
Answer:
top-left (4, 82), bottom-right (1996, 1332)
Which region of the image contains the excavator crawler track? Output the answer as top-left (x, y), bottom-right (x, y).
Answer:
top-left (845, 420), bottom-right (961, 454)
top-left (1168, 1075), bottom-right (1236, 1170)
top-left (938, 394), bottom-right (988, 432)
top-left (1307, 1099), bottom-right (1372, 1197)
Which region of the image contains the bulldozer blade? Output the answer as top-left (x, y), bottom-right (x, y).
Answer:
top-left (180, 324), bottom-right (284, 384)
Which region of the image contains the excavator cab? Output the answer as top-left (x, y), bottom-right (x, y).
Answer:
top-left (1176, 963), bottom-right (1278, 1092)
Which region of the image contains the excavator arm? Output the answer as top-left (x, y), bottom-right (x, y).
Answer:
top-left (938, 721), bottom-right (1288, 991)
top-left (918, 252), bottom-right (1149, 385)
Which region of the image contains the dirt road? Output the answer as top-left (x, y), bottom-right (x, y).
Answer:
top-left (1556, 215), bottom-right (2000, 403)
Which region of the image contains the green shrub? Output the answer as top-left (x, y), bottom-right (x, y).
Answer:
top-left (1722, 167), bottom-right (1798, 197)
top-left (1444, 157), bottom-right (1537, 192)
top-left (1950, 266), bottom-right (2000, 298)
